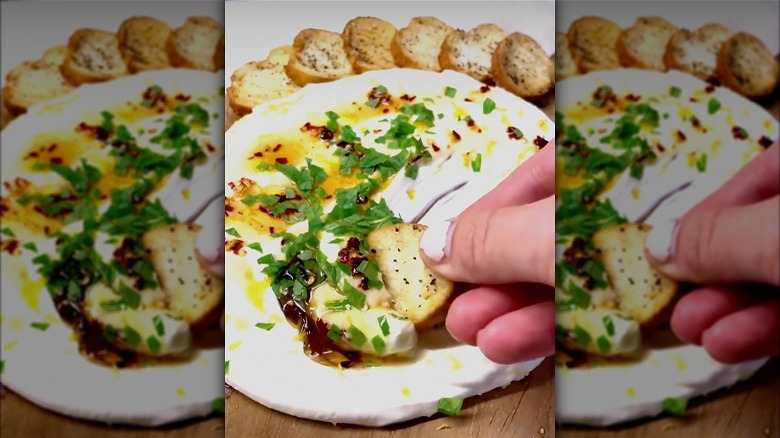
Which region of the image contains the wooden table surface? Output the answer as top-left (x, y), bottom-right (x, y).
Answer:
top-left (226, 357), bottom-right (554, 438)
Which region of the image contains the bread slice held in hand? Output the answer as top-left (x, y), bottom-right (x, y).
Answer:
top-left (166, 16), bottom-right (223, 72)
top-left (440, 23), bottom-right (505, 81)
top-left (617, 17), bottom-right (678, 71)
top-left (61, 28), bottom-right (128, 85)
top-left (492, 32), bottom-right (554, 101)
top-left (342, 17), bottom-right (397, 73)
top-left (286, 29), bottom-right (354, 85)
top-left (117, 16), bottom-right (172, 72)
top-left (717, 32), bottom-right (780, 98)
top-left (142, 223), bottom-right (224, 328)
top-left (392, 17), bottom-right (454, 71)
top-left (3, 60), bottom-right (76, 114)
top-left (228, 46), bottom-right (301, 116)
top-left (592, 223), bottom-right (679, 327)
top-left (567, 16), bottom-right (622, 72)
top-left (555, 31), bottom-right (578, 80)
top-left (367, 224), bottom-right (455, 331)
top-left (664, 23), bottom-right (730, 82)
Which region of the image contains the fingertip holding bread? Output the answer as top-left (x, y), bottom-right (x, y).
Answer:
top-left (366, 223), bottom-right (455, 332)
top-left (592, 223), bottom-right (679, 327)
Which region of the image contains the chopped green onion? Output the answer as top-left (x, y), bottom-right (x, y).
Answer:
top-left (247, 242), bottom-right (263, 252)
top-left (225, 228), bottom-right (241, 238)
top-left (707, 98), bottom-right (721, 114)
top-left (255, 322), bottom-right (276, 331)
top-left (377, 315), bottom-right (390, 336)
top-left (122, 326), bottom-right (142, 346)
top-left (366, 98), bottom-right (380, 108)
top-left (696, 153), bottom-right (708, 173)
top-left (30, 322), bottom-right (50, 331)
top-left (471, 153), bottom-right (482, 172)
top-left (372, 335), bottom-right (386, 355)
top-left (596, 335), bottom-right (611, 354)
top-left (224, 360), bottom-right (230, 374)
top-left (327, 324), bottom-right (342, 342)
top-left (602, 315), bottom-right (615, 336)
top-left (573, 325), bottom-right (592, 346)
top-left (437, 397), bottom-right (463, 416)
top-left (662, 397), bottom-right (688, 416)
top-left (669, 86), bottom-right (682, 98)
top-left (444, 87), bottom-right (457, 98)
top-left (483, 98), bottom-right (496, 114)
top-left (347, 325), bottom-right (367, 346)
top-left (146, 336), bottom-right (161, 354)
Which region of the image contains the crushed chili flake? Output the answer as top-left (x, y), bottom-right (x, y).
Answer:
top-left (431, 144), bottom-right (441, 152)
top-left (225, 239), bottom-right (246, 256)
top-left (758, 136), bottom-right (773, 148)
top-left (732, 126), bottom-right (748, 140)
top-left (76, 122), bottom-right (110, 141)
top-left (451, 130), bottom-right (461, 141)
top-left (533, 136), bottom-right (549, 148)
top-left (174, 93), bottom-right (191, 102)
top-left (507, 126), bottom-right (522, 140)
top-left (399, 94), bottom-right (416, 102)
top-left (705, 84), bottom-right (716, 93)
top-left (625, 94), bottom-right (641, 102)
top-left (676, 130), bottom-right (687, 141)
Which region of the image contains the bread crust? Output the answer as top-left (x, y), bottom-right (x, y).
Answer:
top-left (391, 17), bottom-right (454, 71)
top-left (342, 17), bottom-right (397, 73)
top-left (492, 32), bottom-right (554, 101)
top-left (716, 32), bottom-right (779, 98)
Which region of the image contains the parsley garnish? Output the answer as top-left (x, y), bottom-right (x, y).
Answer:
top-left (696, 153), bottom-right (707, 172)
top-left (471, 153), bottom-right (482, 172)
top-left (444, 87), bottom-right (457, 98)
top-left (707, 98), bottom-right (721, 114)
top-left (255, 322), bottom-right (275, 331)
top-left (483, 98), bottom-right (496, 114)
top-left (437, 397), bottom-right (463, 416)
top-left (662, 397), bottom-right (688, 416)
top-left (30, 322), bottom-right (50, 331)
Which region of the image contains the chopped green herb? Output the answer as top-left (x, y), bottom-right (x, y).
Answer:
top-left (30, 322), bottom-right (50, 331)
top-left (255, 322), bottom-right (276, 331)
top-left (22, 242), bottom-right (38, 253)
top-left (325, 299), bottom-right (351, 312)
top-left (483, 98), bottom-right (496, 114)
top-left (404, 163), bottom-right (419, 180)
top-left (103, 325), bottom-right (117, 342)
top-left (377, 315), bottom-right (390, 336)
top-left (224, 360), bottom-right (230, 375)
top-left (325, 111), bottom-right (340, 133)
top-left (0, 228), bottom-right (14, 237)
top-left (327, 324), bottom-right (342, 342)
top-left (471, 153), bottom-right (482, 172)
top-left (122, 326), bottom-right (142, 347)
top-left (572, 325), bottom-right (592, 346)
top-left (212, 397), bottom-right (225, 415)
top-left (513, 127), bottom-right (524, 138)
top-left (247, 242), bottom-right (263, 252)
top-left (437, 397), bottom-right (463, 416)
top-left (366, 98), bottom-right (380, 108)
top-left (372, 335), bottom-right (386, 355)
top-left (225, 228), bottom-right (240, 238)
top-left (146, 336), bottom-right (161, 355)
top-left (707, 98), bottom-right (721, 114)
top-left (596, 335), bottom-right (611, 354)
top-left (662, 397), bottom-right (688, 416)
top-left (602, 315), bottom-right (615, 336)
top-left (444, 87), bottom-right (457, 98)
top-left (696, 153), bottom-right (707, 173)
top-left (669, 86), bottom-right (682, 98)
top-left (152, 315), bottom-right (165, 336)
top-left (347, 325), bottom-right (367, 346)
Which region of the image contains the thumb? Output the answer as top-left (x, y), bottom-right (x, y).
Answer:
top-left (646, 196), bottom-right (780, 287)
top-left (419, 195), bottom-right (555, 286)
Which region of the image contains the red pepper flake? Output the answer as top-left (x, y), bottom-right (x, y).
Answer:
top-left (206, 142), bottom-right (216, 153)
top-left (625, 94), bottom-right (641, 102)
top-left (269, 226), bottom-right (276, 234)
top-left (225, 239), bottom-right (245, 256)
top-left (656, 143), bottom-right (666, 153)
top-left (464, 98), bottom-right (474, 102)
top-left (732, 126), bottom-right (748, 140)
top-left (382, 108), bottom-right (390, 114)
top-left (691, 117), bottom-right (702, 129)
top-left (533, 136), bottom-right (549, 148)
top-left (275, 158), bottom-right (288, 164)
top-left (76, 122), bottom-right (109, 141)
top-left (479, 85), bottom-right (491, 93)
top-left (174, 93), bottom-right (191, 102)
top-left (273, 144), bottom-right (282, 152)
top-left (49, 157), bottom-right (63, 165)
top-left (676, 130), bottom-right (687, 141)
top-left (758, 136), bottom-right (773, 148)
top-left (452, 130), bottom-right (461, 141)
top-left (689, 97), bottom-right (699, 103)
top-left (431, 144), bottom-right (440, 152)
top-left (399, 94), bottom-right (416, 102)
top-left (253, 151), bottom-right (264, 158)
top-left (705, 84), bottom-right (716, 93)
top-left (1, 239), bottom-right (20, 255)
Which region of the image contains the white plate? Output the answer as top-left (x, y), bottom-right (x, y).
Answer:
top-left (224, 68), bottom-right (553, 426)
top-left (555, 68), bottom-right (777, 426)
top-left (0, 70), bottom-right (226, 426)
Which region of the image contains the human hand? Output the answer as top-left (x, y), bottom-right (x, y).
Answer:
top-left (419, 143), bottom-right (555, 364)
top-left (646, 141), bottom-right (780, 363)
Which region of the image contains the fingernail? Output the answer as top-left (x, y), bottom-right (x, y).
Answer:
top-left (195, 226), bottom-right (222, 262)
top-left (646, 219), bottom-right (679, 263)
top-left (420, 219), bottom-right (455, 263)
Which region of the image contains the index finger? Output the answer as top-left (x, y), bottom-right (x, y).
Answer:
top-left (465, 140), bottom-right (555, 215)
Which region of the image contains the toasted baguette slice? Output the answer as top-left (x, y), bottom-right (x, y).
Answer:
top-left (228, 48), bottom-right (301, 116)
top-left (716, 32), bottom-right (780, 98)
top-left (214, 33), bottom-right (225, 70)
top-left (617, 17), bottom-right (678, 71)
top-left (286, 28), bottom-right (354, 85)
top-left (366, 224), bottom-right (455, 331)
top-left (593, 223), bottom-right (679, 327)
top-left (664, 23), bottom-right (730, 82)
top-left (439, 23), bottom-right (505, 81)
top-left (166, 16), bottom-right (223, 72)
top-left (117, 16), bottom-right (172, 73)
top-left (555, 32), bottom-right (578, 80)
top-left (392, 17), bottom-right (454, 71)
top-left (492, 32), bottom-right (554, 101)
top-left (61, 29), bottom-right (128, 85)
top-left (3, 60), bottom-right (76, 114)
top-left (1, 100), bottom-right (14, 129)
top-left (342, 17), bottom-right (397, 73)
top-left (41, 45), bottom-right (68, 65)
top-left (567, 16), bottom-right (622, 72)
top-left (142, 223), bottom-right (224, 328)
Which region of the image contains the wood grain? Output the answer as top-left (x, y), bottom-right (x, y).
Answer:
top-left (226, 357), bottom-right (554, 438)
top-left (0, 390), bottom-right (224, 438)
top-left (558, 358), bottom-right (780, 438)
